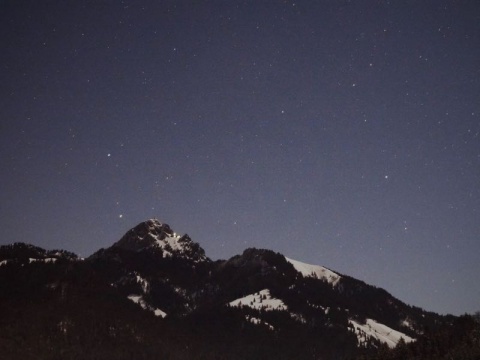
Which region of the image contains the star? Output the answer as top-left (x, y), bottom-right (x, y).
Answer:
top-left (1, 0), bottom-right (478, 317)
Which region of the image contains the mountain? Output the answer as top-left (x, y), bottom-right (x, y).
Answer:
top-left (0, 219), bottom-right (470, 360)
top-left (111, 219), bottom-right (208, 262)
top-left (0, 242), bottom-right (78, 265)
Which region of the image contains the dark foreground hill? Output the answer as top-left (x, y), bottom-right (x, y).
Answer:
top-left (0, 219), bottom-right (478, 360)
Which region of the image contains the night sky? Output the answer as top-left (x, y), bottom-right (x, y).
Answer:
top-left (1, 1), bottom-right (479, 315)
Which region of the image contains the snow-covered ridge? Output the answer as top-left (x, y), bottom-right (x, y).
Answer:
top-left (0, 257), bottom-right (75, 267)
top-left (127, 295), bottom-right (167, 318)
top-left (349, 318), bottom-right (415, 348)
top-left (285, 257), bottom-right (341, 285)
top-left (229, 289), bottom-right (288, 311)
top-left (1, 258), bottom-right (60, 266)
top-left (0, 243), bottom-right (79, 264)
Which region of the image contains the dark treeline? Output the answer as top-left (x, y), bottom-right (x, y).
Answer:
top-left (355, 313), bottom-right (480, 360)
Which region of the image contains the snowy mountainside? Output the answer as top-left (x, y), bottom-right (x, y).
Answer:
top-left (349, 318), bottom-right (415, 348)
top-left (229, 289), bottom-right (288, 311)
top-left (285, 256), bottom-right (341, 285)
top-left (0, 219), bottom-right (457, 360)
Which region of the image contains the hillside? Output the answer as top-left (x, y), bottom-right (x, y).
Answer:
top-left (0, 219), bottom-right (470, 360)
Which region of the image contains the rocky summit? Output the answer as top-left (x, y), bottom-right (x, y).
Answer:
top-left (112, 219), bottom-right (208, 262)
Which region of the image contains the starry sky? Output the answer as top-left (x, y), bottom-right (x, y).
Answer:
top-left (1, 1), bottom-right (479, 315)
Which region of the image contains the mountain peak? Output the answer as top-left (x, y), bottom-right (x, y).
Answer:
top-left (113, 219), bottom-right (208, 262)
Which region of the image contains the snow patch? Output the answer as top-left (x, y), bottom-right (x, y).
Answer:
top-left (229, 289), bottom-right (287, 311)
top-left (28, 258), bottom-right (58, 264)
top-left (285, 257), bottom-right (341, 285)
top-left (134, 274), bottom-right (150, 294)
top-left (149, 227), bottom-right (205, 262)
top-left (401, 318), bottom-right (414, 330)
top-left (153, 308), bottom-right (167, 317)
top-left (127, 295), bottom-right (167, 318)
top-left (349, 318), bottom-right (415, 348)
top-left (290, 312), bottom-right (307, 324)
top-left (308, 301), bottom-right (329, 314)
top-left (173, 286), bottom-right (188, 297)
top-left (245, 315), bottom-right (274, 330)
top-left (151, 232), bottom-right (183, 258)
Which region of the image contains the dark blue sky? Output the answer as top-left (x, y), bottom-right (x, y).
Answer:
top-left (1, 1), bottom-right (479, 315)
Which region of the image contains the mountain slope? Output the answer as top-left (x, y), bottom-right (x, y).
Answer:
top-left (0, 219), bottom-right (458, 360)
top-left (285, 257), bottom-right (341, 285)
